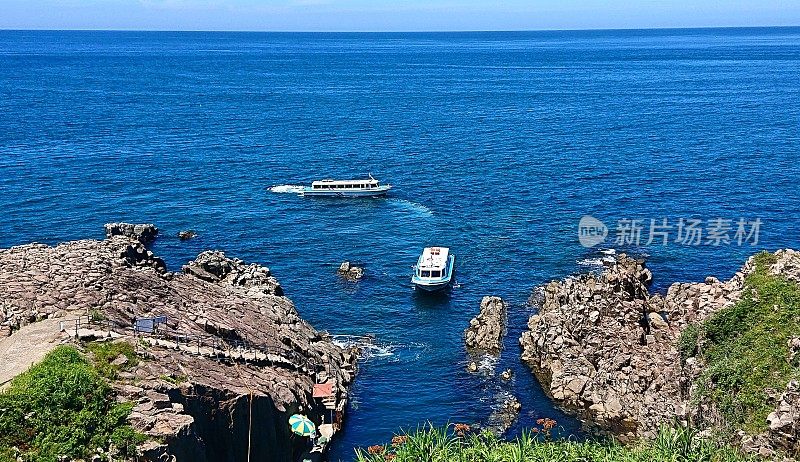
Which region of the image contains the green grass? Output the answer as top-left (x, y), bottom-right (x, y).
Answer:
top-left (86, 340), bottom-right (138, 380)
top-left (0, 345), bottom-right (144, 462)
top-left (690, 251), bottom-right (800, 434)
top-left (355, 425), bottom-right (754, 462)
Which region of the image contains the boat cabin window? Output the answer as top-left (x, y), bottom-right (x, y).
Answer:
top-left (421, 270), bottom-right (431, 277)
top-left (431, 270), bottom-right (441, 277)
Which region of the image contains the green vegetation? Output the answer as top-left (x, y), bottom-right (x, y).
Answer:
top-left (0, 345), bottom-right (144, 462)
top-left (679, 323), bottom-right (700, 363)
top-left (356, 425), bottom-right (753, 462)
top-left (89, 308), bottom-right (106, 322)
top-left (690, 251), bottom-right (800, 434)
top-left (86, 340), bottom-right (138, 380)
top-left (159, 373), bottom-right (188, 385)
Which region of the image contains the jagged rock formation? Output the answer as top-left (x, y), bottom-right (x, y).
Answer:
top-left (182, 250), bottom-right (284, 296)
top-left (519, 251), bottom-right (800, 456)
top-left (0, 228), bottom-right (356, 461)
top-left (464, 296), bottom-right (507, 355)
top-left (767, 380), bottom-right (800, 456)
top-left (104, 222), bottom-right (159, 244)
top-left (337, 261), bottom-right (364, 281)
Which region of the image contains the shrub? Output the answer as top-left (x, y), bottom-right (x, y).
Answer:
top-left (678, 323), bottom-right (700, 362)
top-left (0, 345), bottom-right (144, 461)
top-left (696, 251), bottom-right (800, 433)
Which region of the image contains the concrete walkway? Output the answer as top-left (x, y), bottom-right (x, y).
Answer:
top-left (0, 318), bottom-right (67, 389)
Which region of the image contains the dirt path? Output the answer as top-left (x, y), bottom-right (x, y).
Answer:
top-left (0, 319), bottom-right (68, 389)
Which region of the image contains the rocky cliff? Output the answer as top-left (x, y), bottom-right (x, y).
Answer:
top-left (464, 296), bottom-right (507, 355)
top-left (520, 251), bottom-right (800, 457)
top-left (0, 226), bottom-right (356, 461)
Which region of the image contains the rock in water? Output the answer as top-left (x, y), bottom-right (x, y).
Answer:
top-left (337, 261), bottom-right (364, 281)
top-left (487, 394), bottom-right (522, 435)
top-left (178, 230), bottom-right (197, 241)
top-left (104, 222), bottom-right (158, 244)
top-left (464, 296), bottom-right (508, 355)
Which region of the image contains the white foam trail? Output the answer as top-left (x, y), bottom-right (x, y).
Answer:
top-left (477, 354), bottom-right (498, 373)
top-left (388, 198), bottom-right (433, 217)
top-left (269, 184), bottom-right (305, 194)
top-left (332, 337), bottom-right (426, 362)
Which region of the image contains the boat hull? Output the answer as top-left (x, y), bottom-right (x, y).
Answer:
top-left (301, 186), bottom-right (391, 197)
top-left (412, 280), bottom-right (452, 292)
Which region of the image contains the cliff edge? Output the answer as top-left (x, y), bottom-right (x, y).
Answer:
top-left (0, 225), bottom-right (356, 461)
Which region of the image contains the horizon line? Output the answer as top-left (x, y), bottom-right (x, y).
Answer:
top-left (1, 24), bottom-right (799, 34)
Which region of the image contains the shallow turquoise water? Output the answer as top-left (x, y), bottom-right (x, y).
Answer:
top-left (1, 28), bottom-right (799, 460)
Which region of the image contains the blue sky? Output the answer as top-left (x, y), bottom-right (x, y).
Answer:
top-left (2, 0), bottom-right (799, 31)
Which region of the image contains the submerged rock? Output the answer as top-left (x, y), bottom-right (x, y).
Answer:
top-left (178, 230), bottom-right (197, 241)
top-left (487, 394), bottom-right (522, 435)
top-left (104, 222), bottom-right (158, 244)
top-left (464, 296), bottom-right (507, 355)
top-left (337, 261), bottom-right (364, 281)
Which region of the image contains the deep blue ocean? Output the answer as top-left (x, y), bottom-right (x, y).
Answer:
top-left (1, 28), bottom-right (799, 460)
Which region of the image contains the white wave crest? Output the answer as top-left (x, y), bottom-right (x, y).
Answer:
top-left (269, 184), bottom-right (305, 194)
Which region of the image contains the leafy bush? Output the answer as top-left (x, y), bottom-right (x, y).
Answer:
top-left (679, 323), bottom-right (700, 362)
top-left (696, 251), bottom-right (800, 433)
top-left (0, 345), bottom-right (143, 462)
top-left (355, 424), bottom-right (753, 462)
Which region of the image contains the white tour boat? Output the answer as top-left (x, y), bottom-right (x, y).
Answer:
top-left (300, 175), bottom-right (392, 197)
top-left (411, 247), bottom-right (455, 292)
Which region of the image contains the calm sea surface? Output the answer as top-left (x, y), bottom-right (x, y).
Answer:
top-left (1, 28), bottom-right (799, 460)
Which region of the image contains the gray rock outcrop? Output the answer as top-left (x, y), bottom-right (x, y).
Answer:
top-left (519, 250), bottom-right (800, 456)
top-left (0, 227), bottom-right (356, 461)
top-left (464, 296), bottom-right (507, 355)
top-left (104, 223), bottom-right (159, 244)
top-left (182, 250), bottom-right (284, 296)
top-left (337, 261), bottom-right (364, 281)
top-left (767, 380), bottom-right (800, 455)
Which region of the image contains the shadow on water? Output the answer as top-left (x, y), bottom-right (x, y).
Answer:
top-left (411, 287), bottom-right (453, 309)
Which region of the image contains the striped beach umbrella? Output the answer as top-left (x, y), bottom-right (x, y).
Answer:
top-left (289, 414), bottom-right (316, 437)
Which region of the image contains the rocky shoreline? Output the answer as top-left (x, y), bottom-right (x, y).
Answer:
top-left (519, 251), bottom-right (800, 458)
top-left (0, 224), bottom-right (356, 461)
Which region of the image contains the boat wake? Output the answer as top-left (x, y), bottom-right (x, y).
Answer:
top-left (387, 198), bottom-right (433, 217)
top-left (268, 184), bottom-right (305, 194)
top-left (332, 336), bottom-right (427, 363)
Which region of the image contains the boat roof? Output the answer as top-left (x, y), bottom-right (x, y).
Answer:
top-left (312, 178), bottom-right (379, 186)
top-left (418, 247), bottom-right (450, 270)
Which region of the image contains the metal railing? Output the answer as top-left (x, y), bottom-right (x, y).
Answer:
top-left (59, 316), bottom-right (342, 379)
